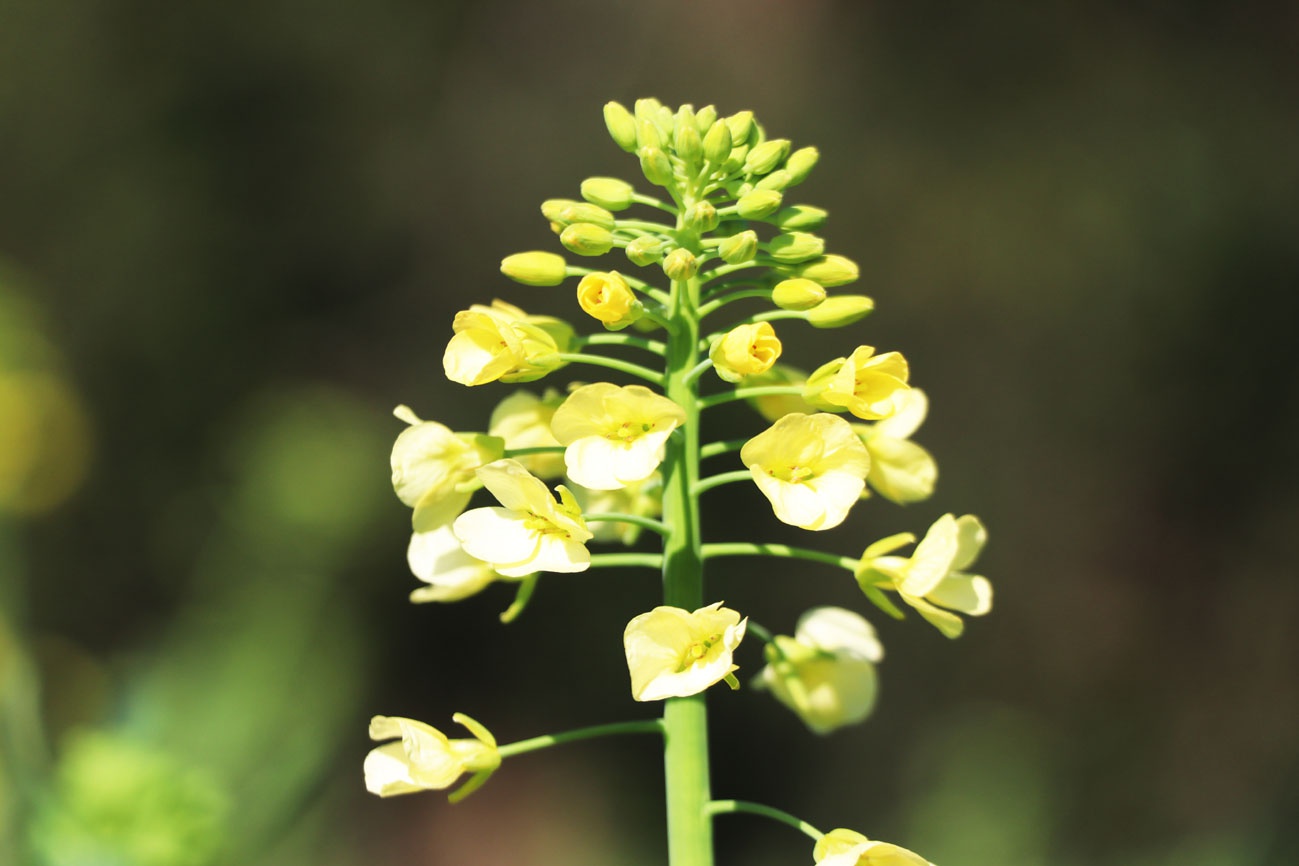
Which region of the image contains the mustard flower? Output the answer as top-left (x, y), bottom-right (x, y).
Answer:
top-left (624, 602), bottom-right (747, 701)
top-left (853, 389), bottom-right (937, 504)
top-left (814, 829), bottom-right (935, 866)
top-left (390, 405), bottom-right (504, 531)
top-left (805, 346), bottom-right (910, 421)
top-left (364, 714), bottom-right (500, 801)
top-left (576, 271), bottom-right (642, 330)
top-left (407, 524), bottom-right (505, 603)
top-left (709, 322), bottom-right (782, 383)
top-left (740, 413), bottom-right (871, 530)
top-left (453, 459), bottom-right (592, 577)
top-left (758, 607), bottom-right (882, 734)
top-left (488, 388), bottom-right (566, 479)
top-left (443, 299), bottom-right (575, 386)
top-left (550, 383), bottom-right (687, 491)
top-left (857, 513), bottom-right (992, 638)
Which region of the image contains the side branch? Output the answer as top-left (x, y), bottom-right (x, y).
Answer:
top-left (700, 542), bottom-right (857, 572)
top-left (692, 470), bottom-right (753, 497)
top-left (584, 513), bottom-right (671, 537)
top-left (705, 799), bottom-right (824, 841)
top-left (497, 719), bottom-right (665, 760)
top-left (551, 353), bottom-right (665, 386)
top-left (697, 385), bottom-right (805, 411)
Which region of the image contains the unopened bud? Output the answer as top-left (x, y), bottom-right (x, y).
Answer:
top-left (755, 169), bottom-right (793, 192)
top-left (500, 251), bottom-right (569, 287)
top-left (703, 120), bottom-right (733, 165)
top-left (603, 102), bottom-right (638, 152)
top-left (744, 138), bottom-right (790, 175)
top-left (718, 230), bottom-right (758, 264)
top-left (766, 232), bottom-right (826, 264)
top-left (624, 236), bottom-right (665, 266)
top-left (560, 223), bottom-right (615, 257)
top-left (541, 198), bottom-right (581, 225)
top-left (725, 110), bottom-right (756, 146)
top-left (806, 295), bottom-right (874, 328)
top-left (576, 271), bottom-right (642, 329)
top-left (722, 144), bottom-right (750, 174)
top-left (684, 201), bottom-right (718, 232)
top-left (792, 254), bottom-right (859, 287)
top-left (735, 189), bottom-right (784, 220)
top-left (771, 205), bottom-right (828, 230)
top-left (580, 177), bottom-right (635, 211)
top-left (771, 278), bottom-right (826, 311)
top-left (637, 119), bottom-right (663, 150)
top-left (639, 146), bottom-right (674, 187)
top-left (784, 146), bottom-right (820, 185)
top-left (662, 247), bottom-right (698, 281)
top-left (694, 104), bottom-right (718, 134)
top-left (559, 202), bottom-right (615, 231)
top-left (675, 123), bottom-right (703, 166)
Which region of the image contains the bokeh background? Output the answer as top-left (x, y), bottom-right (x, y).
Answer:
top-left (3, 1), bottom-right (1298, 864)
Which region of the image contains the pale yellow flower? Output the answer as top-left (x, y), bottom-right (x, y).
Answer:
top-left (407, 524), bottom-right (506, 603)
top-left (759, 607), bottom-right (882, 734)
top-left (550, 383), bottom-right (686, 490)
top-left (709, 322), bottom-right (782, 383)
top-left (740, 413), bottom-right (871, 530)
top-left (805, 346), bottom-right (910, 421)
top-left (853, 389), bottom-right (937, 504)
top-left (576, 271), bottom-right (642, 329)
top-left (390, 405), bottom-right (504, 530)
top-left (488, 389), bottom-right (566, 479)
top-left (624, 602), bottom-right (747, 701)
top-left (568, 473), bottom-right (663, 546)
top-left (442, 299), bottom-right (575, 386)
top-left (814, 828), bottom-right (934, 866)
top-left (453, 459), bottom-right (592, 577)
top-left (856, 513), bottom-right (992, 638)
top-left (364, 714), bottom-right (500, 801)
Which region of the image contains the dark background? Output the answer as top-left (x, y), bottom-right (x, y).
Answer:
top-left (2, 2), bottom-right (1297, 864)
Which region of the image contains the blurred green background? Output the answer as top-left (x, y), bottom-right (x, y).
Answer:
top-left (2, 1), bottom-right (1298, 864)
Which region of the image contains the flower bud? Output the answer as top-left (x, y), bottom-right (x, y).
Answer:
top-left (684, 201), bottom-right (718, 232)
top-left (722, 143), bottom-right (750, 174)
top-left (772, 278), bottom-right (826, 311)
top-left (500, 251), bottom-right (569, 287)
top-left (744, 138), bottom-right (790, 175)
top-left (603, 101), bottom-right (638, 152)
top-left (725, 110), bottom-right (756, 146)
top-left (694, 104), bottom-right (718, 134)
top-left (560, 223), bottom-right (615, 257)
top-left (576, 271), bottom-right (642, 329)
top-left (637, 119), bottom-right (663, 150)
top-left (806, 295), bottom-right (875, 328)
top-left (541, 198), bottom-right (581, 225)
top-left (675, 123), bottom-right (703, 166)
top-left (755, 169), bottom-right (793, 192)
top-left (792, 254), bottom-right (859, 287)
top-left (735, 189), bottom-right (784, 219)
top-left (661, 248), bottom-right (698, 281)
top-left (784, 146), bottom-right (820, 185)
top-left (634, 97), bottom-right (666, 126)
top-left (710, 322), bottom-right (782, 383)
top-left (559, 202), bottom-right (615, 231)
top-left (718, 230), bottom-right (758, 264)
top-left (771, 205), bottom-right (828, 231)
top-left (624, 236), bottom-right (665, 266)
top-left (639, 147), bottom-right (674, 187)
top-left (580, 177), bottom-right (635, 211)
top-left (766, 232), bottom-right (826, 264)
top-left (702, 120), bottom-right (733, 165)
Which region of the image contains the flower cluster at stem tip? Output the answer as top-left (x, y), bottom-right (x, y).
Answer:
top-left (370, 97), bottom-right (996, 864)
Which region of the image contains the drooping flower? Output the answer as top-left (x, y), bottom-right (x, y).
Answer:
top-left (407, 524), bottom-right (507, 603)
top-left (709, 322), bottom-right (782, 383)
top-left (576, 271), bottom-right (642, 330)
top-left (856, 513), bottom-right (992, 638)
top-left (550, 383), bottom-right (686, 490)
top-left (364, 714), bottom-right (500, 801)
top-left (453, 459), bottom-right (592, 577)
top-left (853, 388), bottom-right (937, 504)
top-left (488, 389), bottom-right (566, 479)
top-left (758, 607), bottom-right (883, 734)
top-left (442, 299), bottom-right (575, 386)
top-left (624, 602), bottom-right (747, 701)
top-left (568, 472), bottom-right (663, 546)
top-left (813, 828), bottom-right (935, 866)
top-left (740, 413), bottom-right (871, 530)
top-left (390, 405), bottom-right (504, 531)
top-left (805, 346), bottom-right (910, 421)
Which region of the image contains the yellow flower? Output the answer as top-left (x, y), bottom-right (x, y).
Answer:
top-left (488, 389), bottom-right (566, 479)
top-left (550, 383), bottom-right (687, 491)
top-left (740, 413), bottom-right (871, 530)
top-left (452, 459), bottom-right (592, 576)
top-left (569, 473), bottom-right (663, 546)
top-left (390, 405), bottom-right (504, 530)
top-left (407, 525), bottom-right (505, 603)
top-left (442, 299), bottom-right (575, 386)
top-left (856, 513), bottom-right (992, 638)
top-left (624, 602), bottom-right (747, 701)
top-left (814, 828), bottom-right (934, 866)
top-left (709, 322), bottom-right (782, 383)
top-left (364, 714), bottom-right (500, 801)
top-left (576, 271), bottom-right (642, 329)
top-left (805, 346), bottom-right (910, 421)
top-left (853, 389), bottom-right (937, 504)
top-left (758, 607), bottom-right (882, 734)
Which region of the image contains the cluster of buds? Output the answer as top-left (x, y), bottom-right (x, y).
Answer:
top-left (369, 98), bottom-right (992, 866)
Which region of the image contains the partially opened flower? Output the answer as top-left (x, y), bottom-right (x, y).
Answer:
top-left (709, 322), bottom-right (782, 383)
top-left (758, 607), bottom-right (883, 734)
top-left (550, 383), bottom-right (686, 490)
top-left (854, 388), bottom-right (937, 504)
top-left (365, 714), bottom-right (500, 802)
top-left (805, 346), bottom-right (910, 421)
top-left (407, 524), bottom-right (507, 603)
top-left (813, 828), bottom-right (934, 866)
top-left (856, 513), bottom-right (992, 638)
top-left (624, 602), bottom-right (747, 701)
top-left (488, 388), bottom-right (566, 479)
top-left (576, 271), bottom-right (642, 330)
top-left (390, 405), bottom-right (504, 530)
top-left (443, 299), bottom-right (575, 386)
top-left (453, 459), bottom-right (592, 577)
top-left (741, 413), bottom-right (871, 530)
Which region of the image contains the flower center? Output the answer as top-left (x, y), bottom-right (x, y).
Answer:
top-left (676, 632), bottom-right (723, 672)
top-left (522, 510), bottom-right (571, 539)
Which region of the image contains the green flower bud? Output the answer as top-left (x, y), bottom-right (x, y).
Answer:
top-left (684, 201), bottom-right (718, 232)
top-left (559, 202), bottom-right (616, 231)
top-left (784, 146), bottom-right (820, 185)
top-left (662, 247), bottom-right (698, 281)
top-left (806, 294), bottom-right (874, 328)
top-left (635, 99), bottom-right (674, 142)
top-left (722, 143), bottom-right (750, 174)
top-left (792, 254), bottom-right (859, 287)
top-left (541, 198), bottom-right (581, 225)
top-left (726, 110), bottom-right (756, 146)
top-left (634, 97), bottom-right (664, 124)
top-left (694, 104), bottom-right (718, 134)
top-left (637, 119), bottom-right (663, 150)
top-left (675, 124), bottom-right (703, 166)
top-left (766, 232), bottom-right (826, 264)
top-left (604, 102), bottom-right (638, 152)
top-left (500, 251), bottom-right (569, 286)
top-left (744, 138), bottom-right (791, 175)
top-left (625, 236), bottom-right (665, 266)
top-left (718, 230), bottom-right (758, 264)
top-left (580, 177), bottom-right (635, 211)
top-left (772, 278), bottom-right (826, 311)
top-left (735, 189), bottom-right (784, 219)
top-left (560, 223), bottom-right (615, 257)
top-left (771, 205), bottom-right (829, 230)
top-left (639, 146), bottom-right (674, 187)
top-left (703, 120), bottom-right (733, 165)
top-left (755, 169), bottom-right (793, 192)
top-left (673, 103), bottom-right (696, 137)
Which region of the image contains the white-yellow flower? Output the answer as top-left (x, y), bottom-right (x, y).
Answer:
top-left (390, 405), bottom-right (504, 530)
top-left (550, 383), bottom-right (686, 491)
top-left (857, 513), bottom-right (992, 638)
top-left (758, 607), bottom-right (883, 734)
top-left (854, 388), bottom-right (937, 504)
top-left (814, 828), bottom-right (935, 866)
top-left (364, 714), bottom-right (500, 801)
top-left (741, 413), bottom-right (871, 530)
top-left (568, 473), bottom-right (663, 546)
top-left (453, 459), bottom-right (592, 577)
top-left (442, 299), bottom-right (575, 386)
top-left (624, 602), bottom-right (747, 701)
top-left (407, 524), bottom-right (505, 603)
top-left (805, 345), bottom-right (911, 421)
top-left (488, 389), bottom-right (566, 479)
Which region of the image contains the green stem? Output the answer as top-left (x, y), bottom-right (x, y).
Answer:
top-left (699, 439), bottom-right (748, 460)
top-left (584, 513), bottom-right (671, 537)
top-left (697, 385), bottom-right (805, 410)
top-left (497, 719), bottom-right (664, 759)
top-left (551, 353), bottom-right (665, 386)
top-left (632, 192), bottom-right (678, 214)
top-left (692, 470), bottom-right (753, 497)
top-left (705, 800), bottom-right (824, 841)
top-left (617, 218), bottom-right (677, 235)
top-left (589, 552), bottom-right (663, 569)
top-left (504, 446), bottom-right (566, 458)
top-left (701, 542), bottom-right (858, 572)
top-left (580, 332), bottom-right (668, 356)
top-left (682, 359), bottom-right (714, 387)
